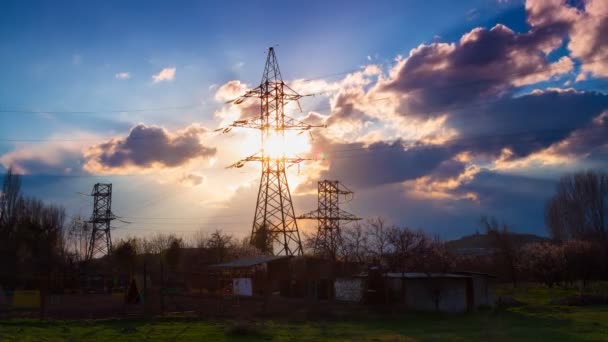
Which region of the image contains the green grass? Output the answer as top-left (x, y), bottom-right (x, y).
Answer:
top-left (1, 284), bottom-right (608, 341)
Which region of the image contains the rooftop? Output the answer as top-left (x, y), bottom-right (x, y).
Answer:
top-left (208, 255), bottom-right (291, 269)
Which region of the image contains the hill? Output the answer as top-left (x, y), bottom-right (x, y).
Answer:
top-left (446, 232), bottom-right (549, 256)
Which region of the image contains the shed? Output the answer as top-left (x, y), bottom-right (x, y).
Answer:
top-left (453, 271), bottom-right (496, 308)
top-left (385, 272), bottom-right (473, 313)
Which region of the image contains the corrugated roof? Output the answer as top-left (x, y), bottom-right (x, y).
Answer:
top-left (208, 255), bottom-right (291, 269)
top-left (385, 272), bottom-right (471, 279)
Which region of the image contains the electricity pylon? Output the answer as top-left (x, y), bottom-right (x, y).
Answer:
top-left (86, 183), bottom-right (116, 260)
top-left (298, 180), bottom-right (361, 260)
top-left (220, 47), bottom-right (324, 256)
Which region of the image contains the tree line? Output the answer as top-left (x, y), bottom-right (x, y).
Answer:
top-left (1, 167), bottom-right (607, 290)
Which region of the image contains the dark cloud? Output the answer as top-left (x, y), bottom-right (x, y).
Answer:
top-left (326, 91), bottom-right (375, 126)
top-left (549, 110), bottom-right (608, 157)
top-left (447, 89), bottom-right (608, 159)
top-left (310, 88), bottom-right (608, 201)
top-left (85, 124), bottom-right (216, 171)
top-left (382, 23), bottom-right (570, 117)
top-left (311, 137), bottom-right (456, 188)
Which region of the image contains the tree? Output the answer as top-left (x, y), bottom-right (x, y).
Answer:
top-left (64, 216), bottom-right (90, 262)
top-left (365, 217), bottom-right (391, 265)
top-left (113, 239), bottom-right (137, 276)
top-left (251, 224), bottom-right (273, 254)
top-left (521, 242), bottom-right (564, 287)
top-left (141, 233), bottom-right (179, 255)
top-left (164, 239), bottom-right (183, 272)
top-left (206, 229), bottom-right (234, 263)
top-left (419, 241), bottom-right (454, 274)
top-left (481, 216), bottom-right (520, 287)
top-left (387, 226), bottom-right (428, 272)
top-left (0, 166), bottom-right (21, 229)
top-left (341, 223), bottom-right (368, 263)
top-left (545, 170), bottom-right (608, 242)
top-left (562, 240), bottom-right (605, 287)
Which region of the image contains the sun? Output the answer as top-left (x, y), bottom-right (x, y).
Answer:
top-left (263, 130), bottom-right (310, 159)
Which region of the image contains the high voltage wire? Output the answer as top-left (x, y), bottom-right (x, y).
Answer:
top-left (122, 214), bottom-right (249, 220)
top-left (0, 89), bottom-right (596, 143)
top-left (0, 104), bottom-right (203, 115)
top-left (4, 54), bottom-right (606, 116)
top-left (10, 126), bottom-right (587, 179)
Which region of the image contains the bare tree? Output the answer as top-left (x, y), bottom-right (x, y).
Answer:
top-left (481, 216), bottom-right (519, 287)
top-left (419, 241), bottom-right (454, 273)
top-left (340, 223), bottom-right (369, 263)
top-left (141, 233), bottom-right (180, 255)
top-left (365, 217), bottom-right (391, 265)
top-left (545, 170), bottom-right (608, 242)
top-left (0, 166), bottom-right (21, 229)
top-left (64, 216), bottom-right (90, 262)
top-left (387, 226), bottom-right (428, 272)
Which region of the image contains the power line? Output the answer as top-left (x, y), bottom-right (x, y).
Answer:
top-left (5, 125), bottom-right (592, 179)
top-left (0, 104), bottom-right (202, 115)
top-left (6, 53), bottom-right (604, 117)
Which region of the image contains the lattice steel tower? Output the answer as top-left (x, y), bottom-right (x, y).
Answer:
top-left (221, 47), bottom-right (323, 256)
top-left (299, 180), bottom-right (361, 260)
top-left (86, 183), bottom-right (116, 260)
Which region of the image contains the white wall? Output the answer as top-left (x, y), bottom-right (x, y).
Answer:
top-left (335, 278), bottom-right (363, 302)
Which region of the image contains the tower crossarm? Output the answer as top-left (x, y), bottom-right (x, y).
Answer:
top-left (297, 208), bottom-right (361, 221)
top-left (226, 153), bottom-right (319, 169)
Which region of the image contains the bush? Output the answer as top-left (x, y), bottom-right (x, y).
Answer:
top-left (224, 321), bottom-right (268, 338)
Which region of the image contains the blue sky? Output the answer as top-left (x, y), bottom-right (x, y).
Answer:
top-left (1, 0), bottom-right (607, 240)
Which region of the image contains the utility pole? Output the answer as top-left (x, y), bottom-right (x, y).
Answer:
top-left (299, 180), bottom-right (361, 260)
top-left (220, 47), bottom-right (324, 256)
top-left (86, 183), bottom-right (116, 260)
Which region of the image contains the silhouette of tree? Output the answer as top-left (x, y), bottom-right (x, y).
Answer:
top-left (164, 239), bottom-right (182, 272)
top-left (113, 239), bottom-right (137, 276)
top-left (481, 216), bottom-right (519, 287)
top-left (251, 223), bottom-right (273, 255)
top-left (546, 170), bottom-right (608, 243)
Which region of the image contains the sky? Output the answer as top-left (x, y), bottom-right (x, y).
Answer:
top-left (1, 0), bottom-right (608, 240)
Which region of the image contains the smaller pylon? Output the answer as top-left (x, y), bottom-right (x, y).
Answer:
top-left (298, 180), bottom-right (361, 260)
top-left (86, 183), bottom-right (116, 260)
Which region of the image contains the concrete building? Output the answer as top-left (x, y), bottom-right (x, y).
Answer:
top-left (384, 272), bottom-right (495, 313)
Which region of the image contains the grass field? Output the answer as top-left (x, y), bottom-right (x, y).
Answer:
top-left (1, 284), bottom-right (607, 341)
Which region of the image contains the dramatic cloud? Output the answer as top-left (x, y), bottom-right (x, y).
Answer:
top-left (381, 23), bottom-right (571, 117)
top-left (84, 124), bottom-right (216, 173)
top-left (297, 1), bottom-right (608, 207)
top-left (115, 72), bottom-right (130, 80)
top-left (527, 0), bottom-right (608, 79)
top-left (152, 67), bottom-right (176, 83)
top-left (310, 136), bottom-right (456, 189)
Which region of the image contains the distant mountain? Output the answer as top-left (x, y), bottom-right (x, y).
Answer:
top-left (446, 232), bottom-right (550, 256)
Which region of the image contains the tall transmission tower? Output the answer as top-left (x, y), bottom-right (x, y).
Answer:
top-left (298, 180), bottom-right (361, 260)
top-left (220, 47), bottom-right (324, 256)
top-left (86, 183), bottom-right (116, 260)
